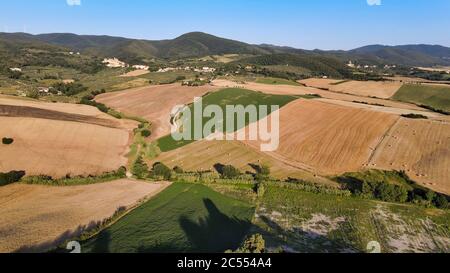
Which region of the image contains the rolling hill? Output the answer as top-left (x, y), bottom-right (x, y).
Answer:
top-left (0, 32), bottom-right (268, 62)
top-left (1, 32), bottom-right (450, 67)
top-left (233, 53), bottom-right (351, 78)
top-left (347, 44), bottom-right (450, 66)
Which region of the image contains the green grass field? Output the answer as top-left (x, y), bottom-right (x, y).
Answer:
top-left (3, 66), bottom-right (198, 103)
top-left (157, 88), bottom-right (297, 152)
top-left (140, 71), bottom-right (197, 84)
top-left (393, 84), bottom-right (450, 113)
top-left (262, 65), bottom-right (311, 76)
top-left (256, 184), bottom-right (450, 253)
top-left (81, 183), bottom-right (255, 253)
top-left (256, 77), bottom-right (301, 86)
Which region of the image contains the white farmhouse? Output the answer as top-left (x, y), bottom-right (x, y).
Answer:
top-left (132, 65), bottom-right (149, 70)
top-left (102, 58), bottom-right (128, 68)
top-left (37, 87), bottom-right (50, 94)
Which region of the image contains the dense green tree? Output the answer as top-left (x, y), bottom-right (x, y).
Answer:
top-left (434, 195), bottom-right (448, 209)
top-left (222, 165), bottom-right (241, 179)
top-left (52, 82), bottom-right (88, 96)
top-left (141, 129), bottom-right (151, 138)
top-left (132, 155), bottom-right (149, 179)
top-left (152, 162), bottom-right (172, 180)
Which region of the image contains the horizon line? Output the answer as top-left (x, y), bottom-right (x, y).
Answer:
top-left (1, 31), bottom-right (448, 52)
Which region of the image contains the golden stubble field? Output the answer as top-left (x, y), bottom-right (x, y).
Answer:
top-left (119, 69), bottom-right (150, 77)
top-left (211, 79), bottom-right (428, 112)
top-left (299, 78), bottom-right (403, 99)
top-left (0, 97), bottom-right (136, 178)
top-left (0, 179), bottom-right (171, 253)
top-left (153, 140), bottom-right (336, 186)
top-left (96, 83), bottom-right (219, 140)
top-left (370, 118), bottom-right (450, 194)
top-left (243, 99), bottom-right (400, 175)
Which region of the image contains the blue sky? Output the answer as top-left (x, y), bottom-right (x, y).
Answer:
top-left (0, 0), bottom-right (449, 50)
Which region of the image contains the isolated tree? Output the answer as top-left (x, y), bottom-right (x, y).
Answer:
top-left (141, 129), bottom-right (151, 138)
top-left (132, 155), bottom-right (149, 179)
top-left (2, 137), bottom-right (14, 145)
top-left (152, 162), bottom-right (172, 180)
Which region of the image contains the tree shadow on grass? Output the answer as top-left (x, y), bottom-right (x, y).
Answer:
top-left (179, 198), bottom-right (253, 253)
top-left (87, 230), bottom-right (111, 253)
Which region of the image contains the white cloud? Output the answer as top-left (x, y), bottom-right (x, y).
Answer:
top-left (67, 0), bottom-right (81, 6)
top-left (367, 0), bottom-right (381, 6)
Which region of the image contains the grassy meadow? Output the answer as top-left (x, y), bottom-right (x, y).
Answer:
top-left (393, 84), bottom-right (450, 113)
top-left (256, 77), bottom-right (301, 86)
top-left (81, 183), bottom-right (255, 253)
top-left (256, 184), bottom-right (450, 253)
top-left (157, 88), bottom-right (297, 152)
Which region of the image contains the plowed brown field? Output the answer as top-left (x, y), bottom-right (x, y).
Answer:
top-left (0, 97), bottom-right (135, 178)
top-left (120, 69), bottom-right (149, 77)
top-left (96, 84), bottom-right (219, 140)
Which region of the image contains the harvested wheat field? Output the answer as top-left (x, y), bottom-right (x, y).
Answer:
top-left (386, 76), bottom-right (437, 84)
top-left (96, 84), bottom-right (219, 140)
top-left (369, 118), bottom-right (450, 194)
top-left (0, 95), bottom-right (104, 117)
top-left (153, 140), bottom-right (335, 186)
top-left (0, 117), bottom-right (131, 178)
top-left (211, 79), bottom-right (425, 112)
top-left (0, 96), bottom-right (137, 128)
top-left (298, 78), bottom-right (343, 89)
top-left (0, 97), bottom-right (136, 178)
top-left (0, 180), bottom-right (171, 253)
top-left (299, 78), bottom-right (403, 99)
top-left (120, 69), bottom-right (150, 77)
top-left (316, 99), bottom-right (443, 120)
top-left (244, 99), bottom-right (399, 175)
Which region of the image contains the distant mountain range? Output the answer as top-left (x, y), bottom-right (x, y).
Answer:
top-left (1, 31), bottom-right (450, 67)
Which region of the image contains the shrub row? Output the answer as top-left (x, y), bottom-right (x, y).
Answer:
top-left (338, 171), bottom-right (449, 209)
top-left (22, 167), bottom-right (127, 186)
